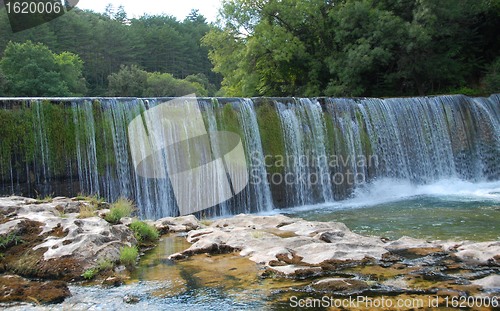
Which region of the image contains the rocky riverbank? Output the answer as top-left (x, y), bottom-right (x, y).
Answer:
top-left (1, 196), bottom-right (499, 308)
top-left (167, 214), bottom-right (500, 300)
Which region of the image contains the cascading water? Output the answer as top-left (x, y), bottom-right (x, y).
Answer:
top-left (0, 94), bottom-right (498, 218)
top-left (274, 99), bottom-right (335, 206)
top-left (235, 99), bottom-right (273, 213)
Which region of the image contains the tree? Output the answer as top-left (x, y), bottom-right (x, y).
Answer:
top-left (0, 41), bottom-right (86, 96)
top-left (205, 0), bottom-right (499, 97)
top-left (107, 65), bottom-right (148, 97)
top-left (483, 57), bottom-right (500, 93)
top-left (0, 8), bottom-right (218, 96)
top-left (108, 67), bottom-right (208, 97)
top-left (55, 52), bottom-right (87, 96)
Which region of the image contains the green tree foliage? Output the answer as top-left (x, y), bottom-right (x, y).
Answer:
top-left (0, 8), bottom-right (219, 96)
top-left (55, 52), bottom-right (87, 96)
top-left (0, 41), bottom-right (86, 96)
top-left (108, 65), bottom-right (210, 97)
top-left (205, 0), bottom-right (500, 97)
top-left (483, 57), bottom-right (500, 93)
top-left (108, 64), bottom-right (148, 97)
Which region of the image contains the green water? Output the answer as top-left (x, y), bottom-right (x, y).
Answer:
top-left (279, 179), bottom-right (500, 242)
top-left (288, 197), bottom-right (500, 241)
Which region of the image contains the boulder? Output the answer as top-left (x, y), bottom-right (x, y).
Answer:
top-left (454, 241), bottom-right (500, 264)
top-left (0, 274), bottom-right (70, 304)
top-left (0, 196), bottom-right (137, 281)
top-left (154, 214), bottom-right (200, 233)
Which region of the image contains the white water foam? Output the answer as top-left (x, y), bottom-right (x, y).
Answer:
top-left (266, 178), bottom-right (500, 215)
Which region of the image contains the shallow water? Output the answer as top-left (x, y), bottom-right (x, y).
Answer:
top-left (3, 178), bottom-right (499, 310)
top-left (279, 178), bottom-right (500, 241)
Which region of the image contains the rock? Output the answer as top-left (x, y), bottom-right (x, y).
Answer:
top-left (97, 209), bottom-right (111, 218)
top-left (265, 265), bottom-right (323, 278)
top-left (385, 236), bottom-right (444, 257)
top-left (169, 214), bottom-right (387, 278)
top-left (154, 214), bottom-right (200, 233)
top-left (52, 197), bottom-right (68, 201)
top-left (454, 241), bottom-right (500, 264)
top-left (0, 196), bottom-right (137, 281)
top-left (472, 275), bottom-right (500, 290)
top-left (436, 289), bottom-right (467, 298)
top-left (0, 274), bottom-right (70, 304)
top-left (102, 276), bottom-right (124, 287)
top-left (123, 294), bottom-right (140, 304)
top-left (120, 217), bottom-right (134, 226)
top-left (311, 277), bottom-right (370, 293)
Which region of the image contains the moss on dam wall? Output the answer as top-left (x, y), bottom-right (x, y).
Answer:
top-left (0, 95), bottom-right (499, 218)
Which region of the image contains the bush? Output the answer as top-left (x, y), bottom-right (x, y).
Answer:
top-left (105, 198), bottom-right (134, 224)
top-left (119, 246), bottom-right (138, 267)
top-left (0, 233), bottom-right (22, 249)
top-left (97, 259), bottom-right (114, 271)
top-left (130, 220), bottom-right (159, 244)
top-left (483, 58), bottom-right (500, 94)
top-left (82, 268), bottom-right (98, 280)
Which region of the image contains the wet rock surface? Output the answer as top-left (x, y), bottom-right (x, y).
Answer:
top-left (1, 198), bottom-right (499, 309)
top-left (0, 196), bottom-right (139, 305)
top-left (0, 274), bottom-right (70, 304)
top-left (169, 214), bottom-right (500, 300)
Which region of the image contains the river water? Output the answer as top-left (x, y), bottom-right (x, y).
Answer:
top-left (3, 178), bottom-right (499, 310)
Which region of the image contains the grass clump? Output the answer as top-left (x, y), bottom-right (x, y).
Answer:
top-left (105, 198), bottom-right (134, 224)
top-left (97, 259), bottom-right (114, 271)
top-left (119, 246), bottom-right (138, 267)
top-left (35, 194), bottom-right (53, 204)
top-left (81, 259), bottom-right (115, 281)
top-left (75, 194), bottom-right (106, 208)
top-left (82, 268), bottom-right (98, 280)
top-left (130, 220), bottom-right (159, 245)
top-left (78, 204), bottom-right (96, 218)
top-left (0, 232), bottom-right (23, 249)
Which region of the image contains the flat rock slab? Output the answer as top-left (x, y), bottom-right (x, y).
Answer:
top-left (0, 196), bottom-right (137, 281)
top-left (169, 214), bottom-right (500, 282)
top-left (0, 274), bottom-right (70, 304)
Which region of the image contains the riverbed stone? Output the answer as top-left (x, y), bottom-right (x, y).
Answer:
top-left (0, 274), bottom-right (70, 304)
top-left (311, 277), bottom-right (370, 293)
top-left (0, 196), bottom-right (137, 281)
top-left (169, 213), bottom-right (500, 282)
top-left (453, 241), bottom-right (500, 265)
top-left (153, 214), bottom-right (200, 233)
top-left (472, 275), bottom-right (500, 290)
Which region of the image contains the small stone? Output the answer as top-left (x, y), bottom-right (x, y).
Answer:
top-left (311, 278), bottom-right (370, 293)
top-left (436, 289), bottom-right (466, 298)
top-left (123, 294), bottom-right (140, 304)
top-left (102, 276), bottom-right (123, 287)
top-left (472, 275), bottom-right (500, 290)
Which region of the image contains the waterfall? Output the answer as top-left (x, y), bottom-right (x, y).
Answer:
top-left (0, 95), bottom-right (498, 218)
top-left (236, 99), bottom-right (273, 213)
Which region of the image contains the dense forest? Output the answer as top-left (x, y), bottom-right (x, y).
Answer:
top-left (0, 0), bottom-right (499, 97)
top-left (0, 6), bottom-right (219, 96)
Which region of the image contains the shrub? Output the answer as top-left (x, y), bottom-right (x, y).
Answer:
top-left (0, 232), bottom-right (22, 249)
top-left (78, 204), bottom-right (96, 218)
top-left (483, 57), bottom-right (500, 94)
top-left (105, 198), bottom-right (134, 224)
top-left (97, 259), bottom-right (114, 271)
top-left (119, 246), bottom-right (138, 267)
top-left (82, 268), bottom-right (98, 280)
top-left (130, 220), bottom-right (159, 244)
